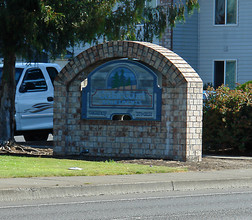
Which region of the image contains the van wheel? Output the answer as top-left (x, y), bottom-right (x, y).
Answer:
top-left (23, 132), bottom-right (49, 142)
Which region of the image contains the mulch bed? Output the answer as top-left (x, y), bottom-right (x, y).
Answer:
top-left (0, 142), bottom-right (53, 156)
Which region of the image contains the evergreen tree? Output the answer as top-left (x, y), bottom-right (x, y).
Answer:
top-left (111, 72), bottom-right (120, 89)
top-left (126, 77), bottom-right (131, 87)
top-left (119, 69), bottom-right (126, 88)
top-left (0, 0), bottom-right (199, 144)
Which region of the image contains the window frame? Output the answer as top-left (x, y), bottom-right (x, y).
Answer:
top-left (213, 59), bottom-right (237, 89)
top-left (214, 0), bottom-right (238, 26)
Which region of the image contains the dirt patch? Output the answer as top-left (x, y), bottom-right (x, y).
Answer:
top-left (1, 142), bottom-right (252, 171)
top-left (119, 157), bottom-right (252, 171)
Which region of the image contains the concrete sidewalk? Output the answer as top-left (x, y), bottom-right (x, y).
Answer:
top-left (1, 168), bottom-right (252, 201)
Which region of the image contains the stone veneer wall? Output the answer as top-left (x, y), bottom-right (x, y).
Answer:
top-left (53, 41), bottom-right (203, 162)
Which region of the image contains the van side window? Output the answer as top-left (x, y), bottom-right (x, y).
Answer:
top-left (46, 67), bottom-right (59, 84)
top-left (20, 68), bottom-right (47, 93)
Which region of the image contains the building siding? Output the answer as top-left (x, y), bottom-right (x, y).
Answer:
top-left (173, 4), bottom-right (199, 73)
top-left (198, 0), bottom-right (252, 85)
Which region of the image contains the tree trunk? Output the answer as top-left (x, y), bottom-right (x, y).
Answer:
top-left (0, 53), bottom-right (16, 144)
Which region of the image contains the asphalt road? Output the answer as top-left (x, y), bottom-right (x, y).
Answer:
top-left (1, 188), bottom-right (252, 220)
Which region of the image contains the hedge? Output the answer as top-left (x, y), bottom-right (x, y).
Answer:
top-left (203, 84), bottom-right (252, 154)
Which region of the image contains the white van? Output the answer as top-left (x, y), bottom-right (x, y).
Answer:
top-left (0, 63), bottom-right (61, 141)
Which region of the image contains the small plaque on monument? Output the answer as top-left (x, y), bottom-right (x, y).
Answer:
top-left (81, 60), bottom-right (162, 121)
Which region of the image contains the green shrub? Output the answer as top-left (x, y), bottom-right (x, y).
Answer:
top-left (203, 84), bottom-right (252, 154)
top-left (236, 80), bottom-right (252, 91)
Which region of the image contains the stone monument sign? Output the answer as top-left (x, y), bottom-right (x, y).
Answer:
top-left (53, 41), bottom-right (203, 162)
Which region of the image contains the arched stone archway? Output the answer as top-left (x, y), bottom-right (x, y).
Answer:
top-left (54, 41), bottom-right (203, 161)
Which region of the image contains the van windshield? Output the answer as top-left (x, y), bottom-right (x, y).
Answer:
top-left (0, 67), bottom-right (24, 85)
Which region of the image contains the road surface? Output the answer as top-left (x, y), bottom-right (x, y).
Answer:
top-left (1, 188), bottom-right (252, 219)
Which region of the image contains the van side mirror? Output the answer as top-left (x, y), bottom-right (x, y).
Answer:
top-left (19, 85), bottom-right (26, 93)
top-left (19, 82), bottom-right (35, 93)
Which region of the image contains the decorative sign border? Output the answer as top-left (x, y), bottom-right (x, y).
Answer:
top-left (81, 60), bottom-right (162, 121)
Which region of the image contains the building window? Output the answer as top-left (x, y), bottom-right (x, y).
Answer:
top-left (146, 0), bottom-right (157, 7)
top-left (215, 0), bottom-right (237, 25)
top-left (214, 60), bottom-right (236, 89)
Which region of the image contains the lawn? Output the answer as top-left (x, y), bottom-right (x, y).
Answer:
top-left (0, 155), bottom-right (187, 178)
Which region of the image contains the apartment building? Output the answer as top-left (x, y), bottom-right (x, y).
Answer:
top-left (172, 0), bottom-right (251, 88)
top-left (39, 0), bottom-right (251, 89)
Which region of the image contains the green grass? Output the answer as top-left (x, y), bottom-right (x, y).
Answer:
top-left (0, 155), bottom-right (187, 178)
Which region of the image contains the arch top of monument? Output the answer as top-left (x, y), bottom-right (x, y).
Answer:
top-left (55, 41), bottom-right (201, 87)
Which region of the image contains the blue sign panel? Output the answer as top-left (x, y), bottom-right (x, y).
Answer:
top-left (81, 60), bottom-right (162, 121)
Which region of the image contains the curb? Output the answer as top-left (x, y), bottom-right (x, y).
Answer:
top-left (1, 177), bottom-right (252, 202)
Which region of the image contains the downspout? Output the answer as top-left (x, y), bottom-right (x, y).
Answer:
top-left (170, 0), bottom-right (174, 51)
